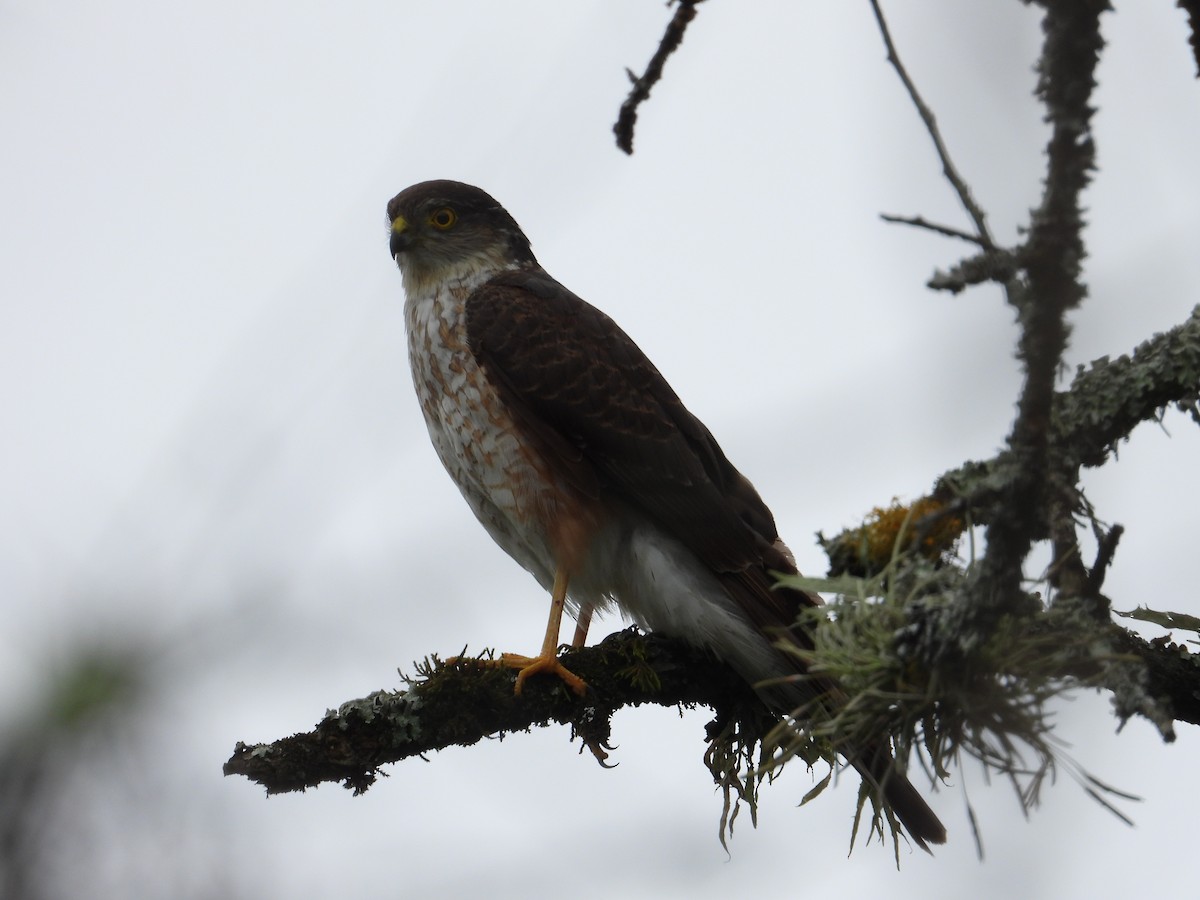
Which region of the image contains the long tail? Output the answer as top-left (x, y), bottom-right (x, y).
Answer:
top-left (856, 743), bottom-right (946, 851)
top-left (718, 566), bottom-right (946, 849)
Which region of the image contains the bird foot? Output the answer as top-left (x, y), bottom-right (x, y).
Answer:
top-left (499, 652), bottom-right (588, 696)
top-left (580, 736), bottom-right (617, 768)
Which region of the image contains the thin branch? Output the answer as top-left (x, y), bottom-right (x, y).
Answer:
top-left (868, 0), bottom-right (996, 248)
top-left (614, 1), bottom-right (703, 155)
top-left (927, 249), bottom-right (1020, 294)
top-left (1086, 523), bottom-right (1123, 598)
top-left (879, 213), bottom-right (988, 246)
top-left (1180, 0), bottom-right (1200, 76)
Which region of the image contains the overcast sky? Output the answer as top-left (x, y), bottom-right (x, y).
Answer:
top-left (2, 2), bottom-right (1199, 898)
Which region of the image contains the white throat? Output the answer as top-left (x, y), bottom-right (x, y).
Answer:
top-left (397, 247), bottom-right (519, 305)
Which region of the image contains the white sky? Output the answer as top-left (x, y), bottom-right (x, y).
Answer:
top-left (2, 2), bottom-right (1199, 897)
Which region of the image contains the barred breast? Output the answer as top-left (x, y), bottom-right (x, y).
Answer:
top-left (404, 278), bottom-right (566, 595)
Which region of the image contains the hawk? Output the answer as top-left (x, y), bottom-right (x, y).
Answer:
top-left (387, 179), bottom-right (946, 849)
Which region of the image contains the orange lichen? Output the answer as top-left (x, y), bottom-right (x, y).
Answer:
top-left (825, 497), bottom-right (965, 577)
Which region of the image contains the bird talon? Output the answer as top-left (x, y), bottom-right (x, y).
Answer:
top-left (501, 652), bottom-right (588, 696)
top-left (580, 737), bottom-right (618, 768)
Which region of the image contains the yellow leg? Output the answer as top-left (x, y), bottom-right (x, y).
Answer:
top-left (499, 568), bottom-right (587, 696)
top-left (571, 602), bottom-right (594, 648)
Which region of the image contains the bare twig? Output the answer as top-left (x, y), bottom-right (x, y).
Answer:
top-left (1180, 0), bottom-right (1200, 76)
top-left (879, 213), bottom-right (988, 246)
top-left (614, 1), bottom-right (703, 155)
top-left (868, 0), bottom-right (995, 248)
top-left (1087, 523), bottom-right (1123, 598)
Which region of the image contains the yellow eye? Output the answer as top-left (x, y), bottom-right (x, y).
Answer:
top-left (429, 207), bottom-right (457, 230)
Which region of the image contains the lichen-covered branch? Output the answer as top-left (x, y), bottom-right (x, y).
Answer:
top-left (810, 306), bottom-right (1200, 745)
top-left (1111, 627), bottom-right (1200, 729)
top-left (224, 628), bottom-right (766, 795)
top-left (967, 0), bottom-right (1108, 628)
top-left (227, 295), bottom-right (1200, 796)
top-left (821, 306), bottom-right (1200, 575)
top-left (1055, 305), bottom-right (1200, 467)
top-left (863, 0), bottom-right (1196, 740)
top-left (227, 302), bottom-right (1199, 797)
top-left (223, 607), bottom-right (1200, 799)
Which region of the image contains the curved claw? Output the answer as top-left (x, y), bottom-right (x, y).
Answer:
top-left (580, 737), bottom-right (618, 768)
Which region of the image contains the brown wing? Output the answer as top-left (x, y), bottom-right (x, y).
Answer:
top-left (465, 268), bottom-right (790, 574)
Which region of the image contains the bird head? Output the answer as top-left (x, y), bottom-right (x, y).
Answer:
top-left (386, 180), bottom-right (536, 297)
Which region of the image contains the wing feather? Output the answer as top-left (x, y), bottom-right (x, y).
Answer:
top-left (465, 269), bottom-right (785, 576)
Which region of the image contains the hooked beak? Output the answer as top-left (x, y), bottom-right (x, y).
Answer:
top-left (389, 216), bottom-right (410, 259)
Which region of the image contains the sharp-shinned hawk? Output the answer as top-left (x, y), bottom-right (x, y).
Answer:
top-left (387, 179), bottom-right (945, 849)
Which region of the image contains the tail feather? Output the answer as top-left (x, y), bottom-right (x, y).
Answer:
top-left (877, 763), bottom-right (946, 851)
top-left (713, 566), bottom-right (946, 848)
top-left (856, 743), bottom-right (946, 851)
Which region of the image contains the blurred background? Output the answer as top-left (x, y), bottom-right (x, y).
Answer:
top-left (2, 2), bottom-right (1198, 897)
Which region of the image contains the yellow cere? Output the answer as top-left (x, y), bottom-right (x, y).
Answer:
top-left (391, 216), bottom-right (409, 233)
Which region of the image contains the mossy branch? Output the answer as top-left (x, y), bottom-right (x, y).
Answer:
top-left (822, 305), bottom-right (1200, 573)
top-left (223, 628), bottom-right (769, 796)
top-left (225, 307), bottom-right (1200, 798)
top-left (223, 607), bottom-right (1199, 809)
